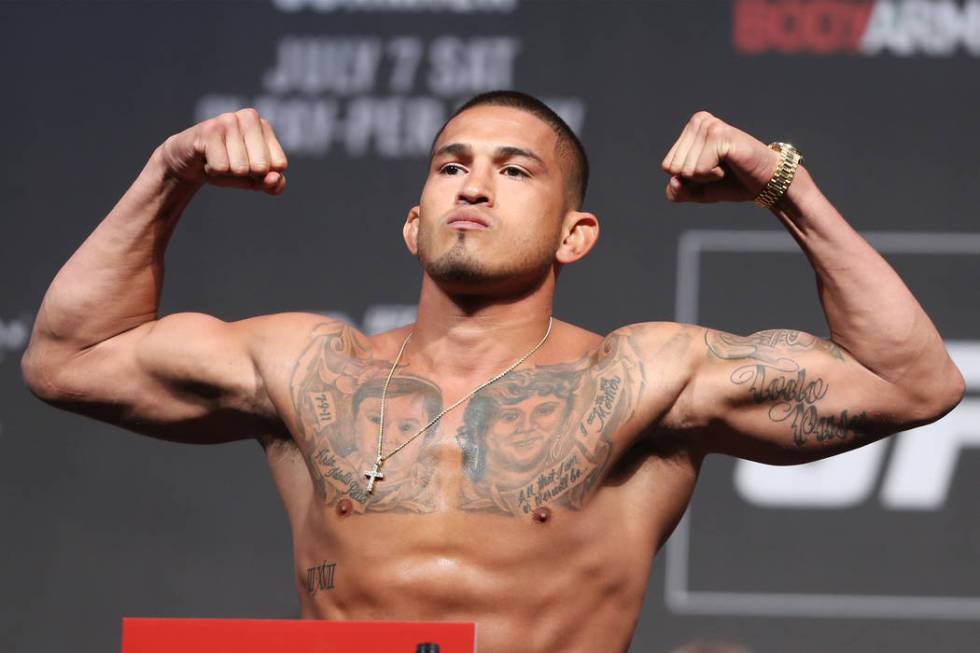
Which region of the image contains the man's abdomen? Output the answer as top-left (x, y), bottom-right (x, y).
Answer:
top-left (292, 490), bottom-right (658, 653)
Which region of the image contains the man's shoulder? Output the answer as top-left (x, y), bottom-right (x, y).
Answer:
top-left (232, 312), bottom-right (374, 361)
top-left (603, 320), bottom-right (704, 349)
top-left (588, 321), bottom-right (706, 380)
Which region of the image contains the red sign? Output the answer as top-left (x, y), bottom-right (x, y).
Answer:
top-left (733, 0), bottom-right (874, 54)
top-left (121, 618), bottom-right (476, 653)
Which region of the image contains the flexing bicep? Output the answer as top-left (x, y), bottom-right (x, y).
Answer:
top-left (680, 328), bottom-right (925, 464)
top-left (39, 312), bottom-right (279, 443)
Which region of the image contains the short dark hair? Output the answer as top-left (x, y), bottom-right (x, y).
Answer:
top-left (431, 90), bottom-right (589, 208)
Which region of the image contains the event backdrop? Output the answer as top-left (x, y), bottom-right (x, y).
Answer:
top-left (1, 1), bottom-right (978, 651)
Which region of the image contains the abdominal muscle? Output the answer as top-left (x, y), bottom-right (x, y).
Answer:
top-left (270, 443), bottom-right (697, 653)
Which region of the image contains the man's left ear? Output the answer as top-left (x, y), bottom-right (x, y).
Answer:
top-left (403, 205), bottom-right (421, 256)
top-left (556, 210), bottom-right (600, 264)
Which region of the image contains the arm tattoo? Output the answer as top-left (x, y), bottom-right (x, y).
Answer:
top-left (730, 358), bottom-right (867, 446)
top-left (705, 329), bottom-right (845, 363)
top-left (706, 329), bottom-right (866, 447)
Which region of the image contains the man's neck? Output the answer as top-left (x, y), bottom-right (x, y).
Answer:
top-left (403, 273), bottom-right (556, 382)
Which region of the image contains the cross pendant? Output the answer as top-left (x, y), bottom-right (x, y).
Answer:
top-left (364, 460), bottom-right (385, 494)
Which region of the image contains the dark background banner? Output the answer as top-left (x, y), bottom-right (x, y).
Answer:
top-left (1, 1), bottom-right (978, 651)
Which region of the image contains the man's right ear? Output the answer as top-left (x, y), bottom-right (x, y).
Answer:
top-left (403, 206), bottom-right (421, 256)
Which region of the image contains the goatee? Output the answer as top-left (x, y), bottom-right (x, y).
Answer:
top-left (421, 233), bottom-right (552, 291)
top-left (424, 236), bottom-right (497, 284)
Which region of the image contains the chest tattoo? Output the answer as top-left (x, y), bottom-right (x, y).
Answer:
top-left (288, 323), bottom-right (646, 517)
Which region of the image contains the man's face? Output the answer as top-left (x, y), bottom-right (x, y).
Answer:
top-left (486, 393), bottom-right (565, 473)
top-left (411, 106), bottom-right (569, 295)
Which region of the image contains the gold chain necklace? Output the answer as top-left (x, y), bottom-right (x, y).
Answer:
top-left (364, 316), bottom-right (554, 494)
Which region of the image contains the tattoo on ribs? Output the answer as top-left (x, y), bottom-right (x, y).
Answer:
top-left (288, 322), bottom-right (646, 517)
top-left (306, 561), bottom-right (336, 596)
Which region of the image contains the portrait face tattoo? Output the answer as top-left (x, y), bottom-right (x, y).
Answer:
top-left (351, 376), bottom-right (444, 486)
top-left (486, 392), bottom-right (566, 473)
top-left (458, 368), bottom-right (578, 489)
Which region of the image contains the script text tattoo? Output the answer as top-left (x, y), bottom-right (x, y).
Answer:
top-left (706, 329), bottom-right (866, 447)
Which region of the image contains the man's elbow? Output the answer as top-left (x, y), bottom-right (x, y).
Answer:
top-left (940, 362), bottom-right (967, 414)
top-left (902, 358), bottom-right (966, 427)
top-left (22, 346), bottom-right (56, 402)
top-left (21, 345), bottom-right (81, 405)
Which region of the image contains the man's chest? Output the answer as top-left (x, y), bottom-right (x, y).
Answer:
top-left (277, 326), bottom-right (673, 518)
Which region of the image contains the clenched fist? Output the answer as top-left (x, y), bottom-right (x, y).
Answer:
top-left (661, 111), bottom-right (784, 204)
top-left (160, 108), bottom-right (288, 195)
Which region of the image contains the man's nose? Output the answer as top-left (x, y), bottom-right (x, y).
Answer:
top-left (457, 166), bottom-right (494, 206)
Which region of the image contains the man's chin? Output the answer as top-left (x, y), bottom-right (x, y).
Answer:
top-left (421, 253), bottom-right (554, 297)
top-left (426, 261), bottom-right (495, 285)
top-left (423, 260), bottom-right (517, 296)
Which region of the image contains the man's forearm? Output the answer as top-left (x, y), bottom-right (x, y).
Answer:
top-left (27, 146), bottom-right (199, 357)
top-left (771, 166), bottom-right (963, 405)
top-left (22, 109), bottom-right (288, 399)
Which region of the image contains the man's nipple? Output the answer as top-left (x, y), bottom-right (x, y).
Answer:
top-left (336, 497), bottom-right (353, 517)
top-left (532, 506), bottom-right (552, 524)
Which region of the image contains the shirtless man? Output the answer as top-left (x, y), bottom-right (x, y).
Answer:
top-left (21, 91), bottom-right (965, 652)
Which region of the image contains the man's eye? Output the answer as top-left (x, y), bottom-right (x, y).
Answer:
top-left (441, 163), bottom-right (465, 175)
top-left (502, 166), bottom-right (529, 178)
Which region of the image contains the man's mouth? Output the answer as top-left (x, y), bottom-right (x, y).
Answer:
top-left (450, 220), bottom-right (487, 230)
top-left (447, 210), bottom-right (490, 230)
